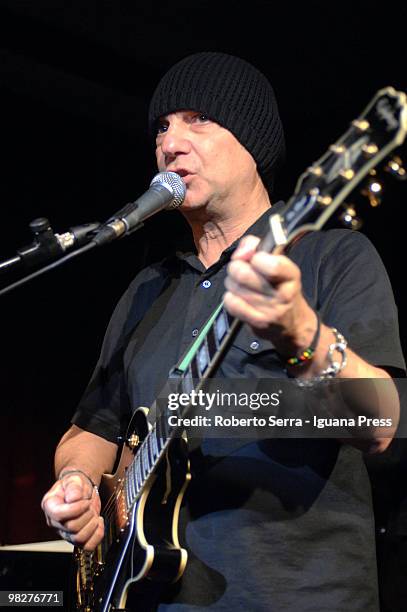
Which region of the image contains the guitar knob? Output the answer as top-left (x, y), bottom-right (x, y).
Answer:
top-left (339, 205), bottom-right (362, 230)
top-left (127, 433), bottom-right (140, 450)
top-left (384, 155), bottom-right (407, 180)
top-left (361, 170), bottom-right (383, 207)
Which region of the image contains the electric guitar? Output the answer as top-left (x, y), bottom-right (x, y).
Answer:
top-left (74, 87), bottom-right (407, 611)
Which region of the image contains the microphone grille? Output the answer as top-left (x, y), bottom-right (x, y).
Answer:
top-left (150, 172), bottom-right (186, 208)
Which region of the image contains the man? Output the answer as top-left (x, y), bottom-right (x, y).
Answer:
top-left (42, 52), bottom-right (404, 610)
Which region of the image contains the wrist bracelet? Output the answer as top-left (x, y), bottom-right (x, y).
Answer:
top-left (294, 327), bottom-right (348, 387)
top-left (286, 311), bottom-right (321, 367)
top-left (58, 469), bottom-right (98, 491)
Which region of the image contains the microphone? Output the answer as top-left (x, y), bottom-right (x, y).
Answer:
top-left (93, 172), bottom-right (186, 246)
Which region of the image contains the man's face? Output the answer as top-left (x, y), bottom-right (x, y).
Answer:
top-left (155, 110), bottom-right (259, 213)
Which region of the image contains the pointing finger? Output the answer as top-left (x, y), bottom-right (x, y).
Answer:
top-left (231, 235), bottom-right (261, 261)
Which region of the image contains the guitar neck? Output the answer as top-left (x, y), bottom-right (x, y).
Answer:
top-left (120, 304), bottom-right (240, 513)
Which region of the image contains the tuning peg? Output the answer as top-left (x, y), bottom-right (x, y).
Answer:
top-left (339, 205), bottom-right (362, 230)
top-left (361, 170), bottom-right (383, 207)
top-left (362, 143), bottom-right (379, 157)
top-left (384, 156), bottom-right (406, 180)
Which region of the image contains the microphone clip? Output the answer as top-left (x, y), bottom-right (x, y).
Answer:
top-left (16, 218), bottom-right (101, 269)
top-left (17, 217), bottom-right (63, 267)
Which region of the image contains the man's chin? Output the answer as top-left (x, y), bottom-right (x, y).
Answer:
top-left (179, 190), bottom-right (209, 211)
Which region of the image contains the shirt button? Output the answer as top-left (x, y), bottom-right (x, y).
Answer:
top-left (250, 341), bottom-right (260, 351)
top-left (192, 329), bottom-right (199, 337)
top-left (202, 280), bottom-right (211, 288)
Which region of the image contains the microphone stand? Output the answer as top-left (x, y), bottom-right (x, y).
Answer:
top-left (0, 218), bottom-right (101, 277)
top-left (0, 217), bottom-right (106, 298)
top-left (0, 241), bottom-right (97, 298)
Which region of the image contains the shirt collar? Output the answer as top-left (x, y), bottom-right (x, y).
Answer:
top-left (175, 201), bottom-right (285, 273)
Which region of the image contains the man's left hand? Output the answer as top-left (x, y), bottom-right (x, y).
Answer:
top-left (223, 235), bottom-right (316, 355)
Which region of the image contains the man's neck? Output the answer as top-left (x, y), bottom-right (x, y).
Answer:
top-left (184, 183), bottom-right (272, 269)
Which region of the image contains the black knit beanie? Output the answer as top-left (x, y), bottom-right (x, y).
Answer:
top-left (148, 52), bottom-right (285, 193)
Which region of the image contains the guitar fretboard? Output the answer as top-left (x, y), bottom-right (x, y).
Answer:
top-left (122, 302), bottom-right (237, 512)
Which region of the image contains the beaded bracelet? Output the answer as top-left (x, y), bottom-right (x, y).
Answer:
top-left (286, 311), bottom-right (321, 367)
top-left (295, 327), bottom-right (348, 387)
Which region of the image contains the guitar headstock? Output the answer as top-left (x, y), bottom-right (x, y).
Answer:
top-left (280, 87), bottom-right (407, 242)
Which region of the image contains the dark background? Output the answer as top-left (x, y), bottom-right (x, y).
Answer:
top-left (0, 1), bottom-right (406, 608)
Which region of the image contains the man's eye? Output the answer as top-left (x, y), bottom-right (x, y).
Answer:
top-left (196, 114), bottom-right (209, 123)
top-left (156, 123), bottom-right (168, 134)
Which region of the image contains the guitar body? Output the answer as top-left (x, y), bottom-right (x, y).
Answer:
top-left (75, 408), bottom-right (191, 611)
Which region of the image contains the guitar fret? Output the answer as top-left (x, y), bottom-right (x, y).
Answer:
top-left (157, 415), bottom-right (165, 445)
top-left (215, 308), bottom-right (229, 345)
top-left (197, 339), bottom-right (209, 375)
top-left (128, 463), bottom-right (135, 504)
top-left (142, 442), bottom-right (150, 479)
top-left (190, 356), bottom-right (199, 381)
top-left (206, 326), bottom-right (217, 361)
top-left (152, 424), bottom-right (159, 459)
top-left (142, 449), bottom-right (148, 482)
top-left (139, 445), bottom-right (145, 480)
top-left (155, 418), bottom-right (162, 453)
top-left (124, 468), bottom-right (130, 508)
top-left (125, 471), bottom-right (130, 508)
top-left (161, 411), bottom-right (170, 442)
top-left (181, 366), bottom-right (194, 394)
top-left (135, 455), bottom-right (142, 491)
top-left (147, 433), bottom-right (155, 466)
top-left (131, 461), bottom-right (137, 498)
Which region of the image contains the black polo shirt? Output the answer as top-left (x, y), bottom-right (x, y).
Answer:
top-left (72, 205), bottom-right (405, 611)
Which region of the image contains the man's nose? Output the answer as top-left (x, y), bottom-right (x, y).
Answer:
top-left (159, 125), bottom-right (192, 159)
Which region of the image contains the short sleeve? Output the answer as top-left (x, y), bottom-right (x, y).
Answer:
top-left (71, 262), bottom-right (169, 443)
top-left (71, 286), bottom-right (134, 443)
top-left (313, 230), bottom-right (404, 371)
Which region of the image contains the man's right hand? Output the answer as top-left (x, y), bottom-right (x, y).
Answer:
top-left (41, 471), bottom-right (104, 551)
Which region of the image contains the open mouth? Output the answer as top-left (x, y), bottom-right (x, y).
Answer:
top-left (171, 169), bottom-right (191, 178)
